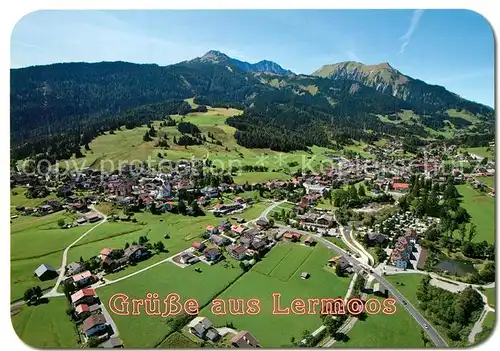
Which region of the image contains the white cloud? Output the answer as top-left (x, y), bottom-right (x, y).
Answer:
top-left (399, 10), bottom-right (425, 54)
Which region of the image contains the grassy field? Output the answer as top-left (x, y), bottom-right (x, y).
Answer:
top-left (157, 332), bottom-right (199, 348)
top-left (51, 104), bottom-right (336, 174)
top-left (325, 237), bottom-right (351, 252)
top-left (333, 294), bottom-right (424, 348)
top-left (10, 187), bottom-right (57, 209)
top-left (465, 147), bottom-right (494, 160)
top-left (200, 243), bottom-right (351, 347)
top-left (10, 212), bottom-right (96, 301)
top-left (456, 185), bottom-right (495, 244)
top-left (384, 274), bottom-right (423, 308)
top-left (11, 297), bottom-right (80, 348)
top-left (97, 258), bottom-right (243, 348)
top-left (482, 288), bottom-right (495, 308)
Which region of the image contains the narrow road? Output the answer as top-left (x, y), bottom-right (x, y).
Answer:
top-left (44, 205), bottom-right (108, 298)
top-left (468, 289), bottom-right (495, 344)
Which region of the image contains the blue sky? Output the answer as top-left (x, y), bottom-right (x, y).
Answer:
top-left (11, 10), bottom-right (495, 107)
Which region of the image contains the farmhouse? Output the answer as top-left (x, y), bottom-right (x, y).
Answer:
top-left (231, 331), bottom-right (259, 348)
top-left (34, 264), bottom-right (58, 281)
top-left (75, 303), bottom-right (102, 320)
top-left (71, 270), bottom-right (96, 288)
top-left (81, 314), bottom-right (108, 337)
top-left (71, 288), bottom-right (98, 307)
top-left (228, 245), bottom-right (248, 260)
top-left (187, 316), bottom-right (217, 340)
top-left (210, 234), bottom-right (230, 247)
top-left (283, 232), bottom-right (301, 242)
top-left (66, 261), bottom-right (85, 275)
top-left (192, 241), bottom-right (207, 252)
top-left (204, 248), bottom-right (222, 262)
top-left (124, 245), bottom-right (150, 263)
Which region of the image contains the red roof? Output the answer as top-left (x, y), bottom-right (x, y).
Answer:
top-left (393, 183), bottom-right (409, 189)
top-left (71, 288), bottom-right (96, 303)
top-left (206, 225), bottom-right (215, 230)
top-left (99, 248), bottom-right (115, 256)
top-left (72, 270), bottom-right (92, 282)
top-left (75, 304), bottom-right (89, 314)
top-left (192, 241), bottom-right (205, 249)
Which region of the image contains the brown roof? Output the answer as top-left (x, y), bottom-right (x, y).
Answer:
top-left (232, 245), bottom-right (247, 254)
top-left (82, 314), bottom-right (107, 333)
top-left (231, 330), bottom-right (259, 348)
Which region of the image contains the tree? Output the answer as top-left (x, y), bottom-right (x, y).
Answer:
top-left (143, 131), bottom-right (152, 142)
top-left (468, 223), bottom-right (477, 242)
top-left (23, 286), bottom-right (43, 303)
top-left (458, 224), bottom-right (467, 244)
top-left (335, 263), bottom-right (344, 277)
top-left (124, 242), bottom-right (130, 249)
top-left (154, 241), bottom-right (165, 252)
top-left (269, 218), bottom-right (275, 227)
top-left (87, 336), bottom-right (101, 348)
top-left (57, 219), bottom-right (65, 228)
top-left (358, 185), bottom-right (366, 197)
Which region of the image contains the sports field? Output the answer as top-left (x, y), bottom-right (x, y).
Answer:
top-left (200, 243), bottom-right (351, 347)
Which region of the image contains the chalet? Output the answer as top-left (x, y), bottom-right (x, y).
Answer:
top-left (204, 248), bottom-right (222, 262)
top-left (164, 201), bottom-right (176, 211)
top-left (392, 183), bottom-right (409, 192)
top-left (85, 213), bottom-right (102, 223)
top-left (316, 214), bottom-right (335, 227)
top-left (366, 232), bottom-right (388, 246)
top-left (231, 225), bottom-right (246, 236)
top-left (283, 232), bottom-right (301, 242)
top-left (71, 288), bottom-right (98, 307)
top-left (256, 218), bottom-right (270, 229)
top-left (34, 264), bottom-right (58, 281)
top-left (75, 303), bottom-right (102, 320)
top-left (99, 337), bottom-right (124, 348)
top-left (72, 270), bottom-right (96, 288)
top-left (124, 245), bottom-right (150, 262)
top-left (179, 252), bottom-right (199, 265)
top-left (188, 317), bottom-right (217, 340)
top-left (99, 248), bottom-right (118, 261)
top-left (201, 187), bottom-right (219, 198)
top-left (210, 234), bottom-right (230, 247)
top-left (205, 225), bottom-right (219, 235)
top-left (66, 261), bottom-right (85, 275)
top-left (219, 220), bottom-right (232, 231)
top-left (228, 245), bottom-right (247, 260)
top-left (231, 331), bottom-right (259, 348)
top-left (192, 241), bottom-right (207, 252)
top-left (304, 236), bottom-right (316, 246)
top-left (82, 314), bottom-right (108, 337)
top-left (328, 256), bottom-right (351, 272)
top-left (250, 239), bottom-right (267, 252)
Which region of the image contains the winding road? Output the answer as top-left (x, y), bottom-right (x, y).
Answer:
top-left (44, 205), bottom-right (108, 298)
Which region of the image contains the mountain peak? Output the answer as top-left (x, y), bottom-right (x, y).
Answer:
top-left (194, 50), bottom-right (294, 75)
top-left (199, 50), bottom-right (230, 63)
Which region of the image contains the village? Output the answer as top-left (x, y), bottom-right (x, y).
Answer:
top-left (11, 139), bottom-right (496, 348)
